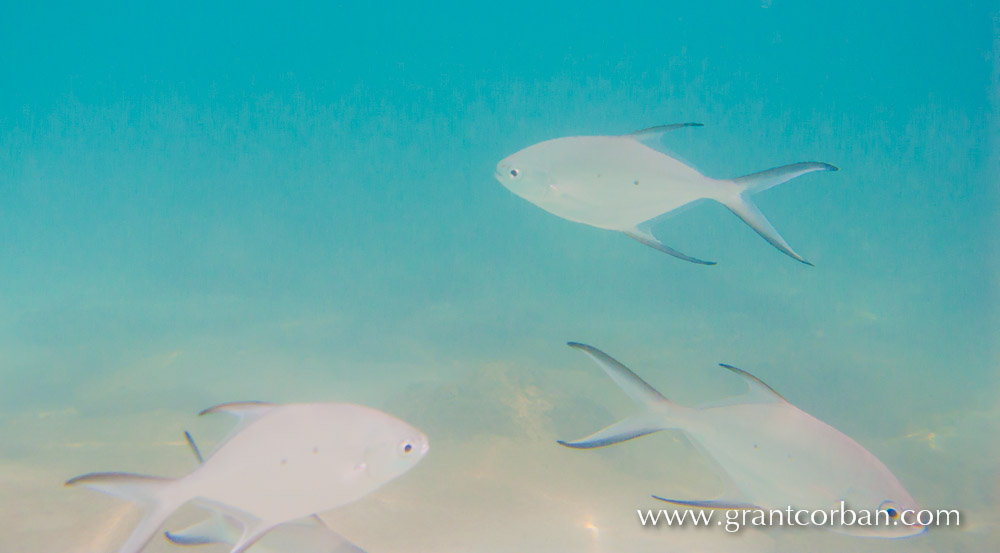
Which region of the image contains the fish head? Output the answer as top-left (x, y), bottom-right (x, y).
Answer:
top-left (361, 417), bottom-right (430, 483)
top-left (834, 486), bottom-right (927, 538)
top-left (495, 141), bottom-right (558, 203)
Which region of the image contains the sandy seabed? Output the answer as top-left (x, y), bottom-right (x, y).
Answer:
top-left (2, 362), bottom-right (997, 553)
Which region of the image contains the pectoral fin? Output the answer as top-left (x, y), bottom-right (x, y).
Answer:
top-left (183, 431), bottom-right (204, 465)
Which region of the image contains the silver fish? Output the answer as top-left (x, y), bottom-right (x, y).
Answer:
top-left (496, 124), bottom-right (837, 265)
top-left (67, 402), bottom-right (429, 553)
top-left (558, 342), bottom-right (925, 539)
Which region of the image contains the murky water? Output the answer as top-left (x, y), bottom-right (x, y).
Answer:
top-left (1, 2), bottom-right (997, 552)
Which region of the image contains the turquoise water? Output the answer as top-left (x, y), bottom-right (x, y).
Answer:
top-left (1, 1), bottom-right (997, 551)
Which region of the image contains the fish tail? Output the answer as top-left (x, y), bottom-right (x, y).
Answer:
top-left (719, 162), bottom-right (839, 265)
top-left (66, 472), bottom-right (185, 553)
top-left (557, 342), bottom-right (677, 449)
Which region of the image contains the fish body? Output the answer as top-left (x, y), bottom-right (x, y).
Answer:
top-left (496, 124), bottom-right (838, 265)
top-left (679, 401), bottom-right (909, 514)
top-left (67, 402), bottom-right (428, 553)
top-left (183, 404), bottom-right (418, 520)
top-left (499, 136), bottom-right (713, 229)
top-left (558, 343), bottom-right (924, 539)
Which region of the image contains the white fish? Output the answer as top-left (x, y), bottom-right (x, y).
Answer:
top-left (558, 342), bottom-right (925, 538)
top-left (67, 402), bottom-right (429, 553)
top-left (161, 431), bottom-right (366, 553)
top-left (495, 124), bottom-right (838, 265)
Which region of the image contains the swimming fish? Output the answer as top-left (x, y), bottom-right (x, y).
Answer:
top-left (162, 431), bottom-right (366, 553)
top-left (495, 124), bottom-right (838, 265)
top-left (557, 342), bottom-right (925, 538)
top-left (66, 401), bottom-right (429, 553)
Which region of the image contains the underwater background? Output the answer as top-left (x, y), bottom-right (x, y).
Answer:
top-left (1, 1), bottom-right (997, 552)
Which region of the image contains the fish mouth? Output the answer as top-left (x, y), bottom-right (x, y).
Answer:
top-left (875, 518), bottom-right (928, 538)
top-left (494, 162), bottom-right (513, 184)
top-left (905, 522), bottom-right (928, 535)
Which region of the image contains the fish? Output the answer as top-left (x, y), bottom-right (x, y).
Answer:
top-left (557, 342), bottom-right (925, 538)
top-left (162, 431), bottom-right (367, 552)
top-left (66, 401), bottom-right (429, 553)
top-left (495, 124), bottom-right (838, 265)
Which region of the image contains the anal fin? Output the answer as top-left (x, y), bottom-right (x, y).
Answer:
top-left (624, 228), bottom-right (715, 265)
top-left (185, 499), bottom-right (275, 553)
top-left (166, 513), bottom-right (237, 546)
top-left (652, 496), bottom-right (760, 510)
top-left (229, 522), bottom-right (274, 553)
top-left (167, 513), bottom-right (366, 552)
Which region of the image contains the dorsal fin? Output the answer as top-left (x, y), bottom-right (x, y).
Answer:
top-left (197, 401), bottom-right (278, 461)
top-left (628, 122), bottom-right (703, 140)
top-left (199, 401), bottom-right (276, 419)
top-left (718, 364), bottom-right (787, 404)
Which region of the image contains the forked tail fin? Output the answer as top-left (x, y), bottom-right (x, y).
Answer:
top-left (557, 342), bottom-right (677, 449)
top-left (731, 162), bottom-right (838, 194)
top-left (66, 472), bottom-right (184, 553)
top-left (721, 162), bottom-right (838, 265)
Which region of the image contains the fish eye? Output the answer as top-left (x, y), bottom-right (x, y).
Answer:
top-left (399, 440), bottom-right (414, 455)
top-left (879, 501), bottom-right (900, 519)
top-left (509, 168), bottom-right (520, 178)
